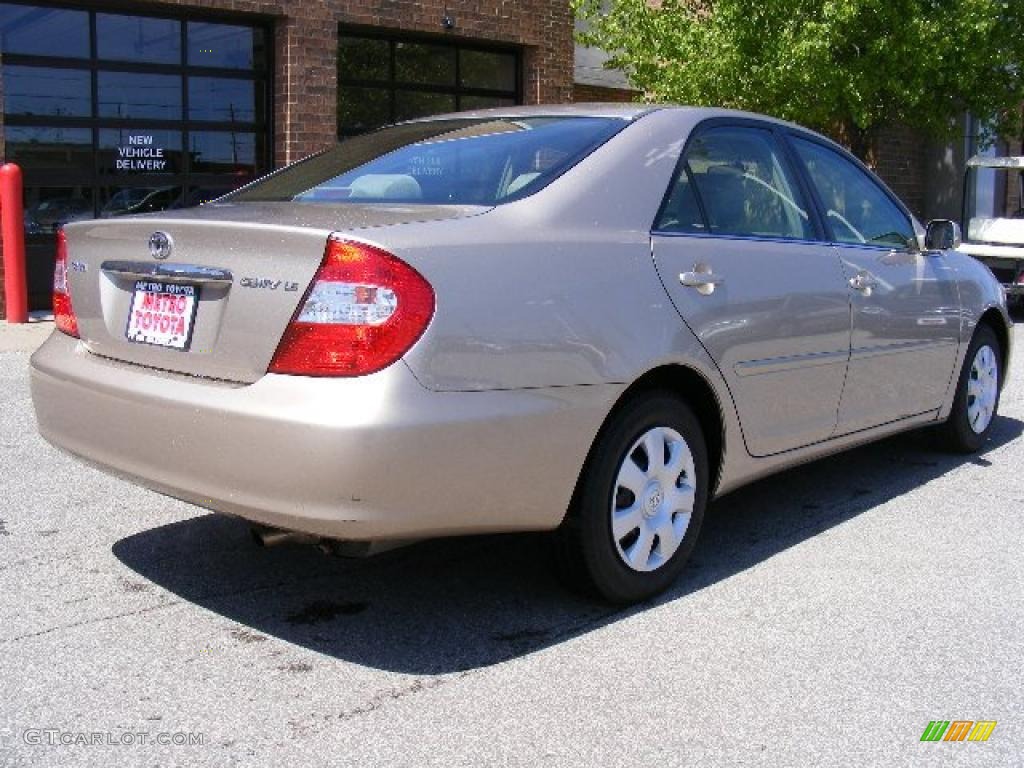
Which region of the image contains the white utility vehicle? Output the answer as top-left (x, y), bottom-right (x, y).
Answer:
top-left (959, 155), bottom-right (1024, 305)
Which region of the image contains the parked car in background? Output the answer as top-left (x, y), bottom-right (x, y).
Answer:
top-left (30, 106), bottom-right (1013, 603)
top-left (959, 155), bottom-right (1024, 307)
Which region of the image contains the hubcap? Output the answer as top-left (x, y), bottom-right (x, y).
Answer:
top-left (967, 344), bottom-right (998, 435)
top-left (610, 426), bottom-right (696, 573)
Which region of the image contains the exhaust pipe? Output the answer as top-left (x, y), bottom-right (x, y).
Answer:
top-left (250, 524), bottom-right (318, 548)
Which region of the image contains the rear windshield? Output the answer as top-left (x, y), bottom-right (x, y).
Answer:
top-left (226, 116), bottom-right (626, 206)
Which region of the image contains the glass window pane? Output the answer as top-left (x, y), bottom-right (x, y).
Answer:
top-left (3, 66), bottom-right (91, 117)
top-left (460, 50), bottom-right (516, 92)
top-left (188, 77), bottom-right (258, 123)
top-left (338, 86), bottom-right (392, 133)
top-left (0, 4), bottom-right (89, 58)
top-left (4, 126), bottom-right (93, 176)
top-left (96, 13), bottom-right (181, 64)
top-left (792, 138), bottom-right (913, 247)
top-left (393, 91), bottom-right (456, 123)
top-left (100, 185), bottom-right (187, 218)
top-left (188, 131), bottom-right (259, 179)
top-left (232, 117), bottom-right (625, 206)
top-left (394, 42), bottom-right (455, 86)
top-left (24, 187), bottom-right (95, 234)
top-left (98, 129), bottom-right (183, 177)
top-left (187, 22), bottom-right (264, 70)
top-left (338, 36), bottom-right (390, 82)
top-left (460, 95), bottom-right (516, 111)
top-left (98, 71), bottom-right (182, 120)
top-left (656, 171), bottom-right (707, 234)
top-left (685, 128), bottom-right (814, 240)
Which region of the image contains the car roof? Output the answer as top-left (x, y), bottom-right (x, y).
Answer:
top-left (399, 103), bottom-right (832, 136)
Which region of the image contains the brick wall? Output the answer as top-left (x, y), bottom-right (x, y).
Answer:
top-left (873, 124), bottom-right (927, 218)
top-left (573, 83), bottom-right (639, 103)
top-left (153, 0), bottom-right (574, 166)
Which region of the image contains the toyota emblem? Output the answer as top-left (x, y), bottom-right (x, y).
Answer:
top-left (148, 231), bottom-right (173, 260)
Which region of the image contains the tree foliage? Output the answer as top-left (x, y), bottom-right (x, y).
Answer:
top-left (574, 0), bottom-right (1024, 160)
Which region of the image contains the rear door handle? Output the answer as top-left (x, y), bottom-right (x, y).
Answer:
top-left (848, 272), bottom-right (877, 293)
top-left (679, 271), bottom-right (724, 295)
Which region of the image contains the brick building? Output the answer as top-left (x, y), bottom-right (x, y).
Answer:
top-left (0, 0), bottom-right (574, 314)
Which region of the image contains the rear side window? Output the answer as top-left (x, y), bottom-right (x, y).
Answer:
top-left (228, 117), bottom-right (626, 205)
top-left (791, 137), bottom-right (913, 248)
top-left (658, 126), bottom-right (814, 240)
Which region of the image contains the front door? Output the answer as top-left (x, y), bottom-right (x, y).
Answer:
top-left (788, 136), bottom-right (961, 434)
top-left (652, 125), bottom-right (851, 457)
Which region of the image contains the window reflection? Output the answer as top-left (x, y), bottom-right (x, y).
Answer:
top-left (394, 91), bottom-right (456, 123)
top-left (188, 78), bottom-right (258, 123)
top-left (0, 4), bottom-right (89, 58)
top-left (338, 36), bottom-right (389, 81)
top-left (96, 13), bottom-right (181, 64)
top-left (3, 66), bottom-right (91, 117)
top-left (4, 126), bottom-right (93, 175)
top-left (188, 22), bottom-right (263, 70)
top-left (189, 131), bottom-right (259, 177)
top-left (98, 71), bottom-right (182, 120)
top-left (24, 187), bottom-right (94, 234)
top-left (460, 50), bottom-right (517, 91)
top-left (395, 42), bottom-right (455, 86)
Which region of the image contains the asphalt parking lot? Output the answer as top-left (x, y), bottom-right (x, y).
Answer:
top-left (1, 320), bottom-right (1022, 767)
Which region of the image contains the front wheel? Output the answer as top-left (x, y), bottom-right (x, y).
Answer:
top-left (555, 393), bottom-right (708, 604)
top-left (939, 324), bottom-right (1002, 453)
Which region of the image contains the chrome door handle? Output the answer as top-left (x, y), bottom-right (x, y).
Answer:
top-left (679, 271), bottom-right (724, 295)
top-left (848, 272), bottom-right (877, 293)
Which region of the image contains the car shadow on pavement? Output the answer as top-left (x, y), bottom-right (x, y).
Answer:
top-left (113, 415), bottom-right (1023, 675)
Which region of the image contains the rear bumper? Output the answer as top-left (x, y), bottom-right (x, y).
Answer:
top-left (30, 332), bottom-right (615, 540)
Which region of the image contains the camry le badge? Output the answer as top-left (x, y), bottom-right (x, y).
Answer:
top-left (148, 231), bottom-right (173, 260)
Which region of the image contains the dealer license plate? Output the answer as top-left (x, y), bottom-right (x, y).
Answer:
top-left (125, 280), bottom-right (199, 350)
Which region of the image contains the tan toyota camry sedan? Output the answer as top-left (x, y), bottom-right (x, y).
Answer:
top-left (31, 106), bottom-right (1012, 603)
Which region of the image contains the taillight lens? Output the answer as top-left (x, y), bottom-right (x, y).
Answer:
top-left (53, 229), bottom-right (79, 338)
top-left (269, 237), bottom-right (435, 376)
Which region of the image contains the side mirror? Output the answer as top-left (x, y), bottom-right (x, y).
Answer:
top-left (924, 219), bottom-right (962, 251)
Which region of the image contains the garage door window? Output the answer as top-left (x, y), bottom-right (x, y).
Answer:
top-left (337, 31), bottom-right (520, 137)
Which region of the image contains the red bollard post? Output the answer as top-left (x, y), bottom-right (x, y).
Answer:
top-left (1, 162), bottom-right (29, 324)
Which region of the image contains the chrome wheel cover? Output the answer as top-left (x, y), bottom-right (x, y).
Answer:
top-left (610, 426), bottom-right (696, 573)
top-left (967, 344), bottom-right (998, 435)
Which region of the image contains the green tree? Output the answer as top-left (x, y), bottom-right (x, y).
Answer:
top-left (574, 0), bottom-right (1024, 162)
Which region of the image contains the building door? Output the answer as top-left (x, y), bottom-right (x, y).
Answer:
top-left (0, 3), bottom-right (271, 309)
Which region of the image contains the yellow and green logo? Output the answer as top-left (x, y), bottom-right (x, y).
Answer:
top-left (920, 720), bottom-right (997, 742)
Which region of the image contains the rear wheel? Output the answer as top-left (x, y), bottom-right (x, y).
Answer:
top-left (939, 324), bottom-right (1002, 453)
top-left (555, 393), bottom-right (708, 604)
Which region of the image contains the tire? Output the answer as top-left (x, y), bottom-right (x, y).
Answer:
top-left (555, 392), bottom-right (709, 604)
top-left (938, 324), bottom-right (1002, 453)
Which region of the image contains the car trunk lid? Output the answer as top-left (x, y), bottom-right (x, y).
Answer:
top-left (62, 202), bottom-right (484, 383)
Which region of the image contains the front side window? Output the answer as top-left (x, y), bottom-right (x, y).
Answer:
top-left (230, 117), bottom-right (625, 205)
top-left (659, 126), bottom-right (814, 240)
top-left (791, 137), bottom-right (913, 248)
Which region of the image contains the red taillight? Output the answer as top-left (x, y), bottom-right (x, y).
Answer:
top-left (268, 237), bottom-right (435, 377)
top-left (53, 229), bottom-right (79, 338)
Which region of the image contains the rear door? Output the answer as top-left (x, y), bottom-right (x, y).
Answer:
top-left (787, 135), bottom-right (961, 434)
top-left (652, 123), bottom-right (851, 457)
